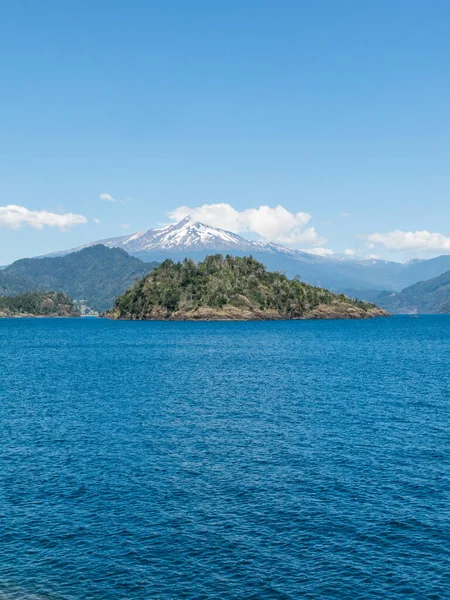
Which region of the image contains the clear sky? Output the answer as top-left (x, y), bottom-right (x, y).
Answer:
top-left (1, 0), bottom-right (450, 264)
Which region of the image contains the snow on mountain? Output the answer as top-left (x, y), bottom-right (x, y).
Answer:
top-left (93, 217), bottom-right (330, 258)
top-left (138, 216), bottom-right (255, 251)
top-left (56, 216), bottom-right (272, 255)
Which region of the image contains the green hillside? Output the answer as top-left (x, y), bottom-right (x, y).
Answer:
top-left (0, 245), bottom-right (158, 312)
top-left (379, 270), bottom-right (450, 314)
top-left (106, 254), bottom-right (388, 320)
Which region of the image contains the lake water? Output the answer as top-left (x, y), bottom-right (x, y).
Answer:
top-left (0, 316), bottom-right (449, 599)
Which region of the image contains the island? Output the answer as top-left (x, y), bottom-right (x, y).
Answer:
top-left (0, 292), bottom-right (80, 318)
top-left (104, 255), bottom-right (389, 320)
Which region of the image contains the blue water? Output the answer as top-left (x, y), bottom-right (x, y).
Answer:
top-left (0, 317), bottom-right (449, 599)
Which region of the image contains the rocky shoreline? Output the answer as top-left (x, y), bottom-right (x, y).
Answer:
top-left (0, 312), bottom-right (80, 318)
top-left (105, 302), bottom-right (389, 321)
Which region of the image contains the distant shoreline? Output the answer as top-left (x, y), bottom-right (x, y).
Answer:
top-left (0, 314), bottom-right (82, 319)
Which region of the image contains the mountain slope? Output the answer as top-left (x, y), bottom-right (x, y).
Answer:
top-left (105, 254), bottom-right (389, 321)
top-left (377, 270), bottom-right (450, 314)
top-left (0, 245), bottom-right (158, 312)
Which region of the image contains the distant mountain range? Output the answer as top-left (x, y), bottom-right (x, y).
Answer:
top-left (0, 245), bottom-right (158, 312)
top-left (51, 216), bottom-right (450, 299)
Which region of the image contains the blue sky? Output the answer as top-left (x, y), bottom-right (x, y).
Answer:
top-left (1, 0), bottom-right (450, 264)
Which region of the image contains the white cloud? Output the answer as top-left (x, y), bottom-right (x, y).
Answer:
top-left (93, 218), bottom-right (100, 224)
top-left (100, 192), bottom-right (131, 204)
top-left (340, 212), bottom-right (352, 217)
top-left (344, 248), bottom-right (355, 256)
top-left (365, 230), bottom-right (450, 252)
top-left (100, 193), bottom-right (117, 202)
top-left (120, 223), bottom-right (130, 230)
top-left (168, 203), bottom-right (326, 247)
top-left (0, 205), bottom-right (87, 231)
top-left (303, 247), bottom-right (334, 257)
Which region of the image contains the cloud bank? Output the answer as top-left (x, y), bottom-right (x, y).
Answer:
top-left (366, 230), bottom-right (450, 252)
top-left (0, 205), bottom-right (87, 231)
top-left (168, 203), bottom-right (326, 247)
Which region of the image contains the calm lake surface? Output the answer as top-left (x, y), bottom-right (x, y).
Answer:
top-left (0, 317), bottom-right (449, 599)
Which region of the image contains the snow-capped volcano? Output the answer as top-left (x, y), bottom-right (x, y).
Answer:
top-left (60, 216), bottom-right (260, 255)
top-left (136, 216), bottom-right (256, 251)
top-left (48, 216), bottom-right (369, 267)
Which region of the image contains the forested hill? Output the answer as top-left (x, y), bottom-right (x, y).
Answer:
top-left (0, 292), bottom-right (79, 317)
top-left (106, 254), bottom-right (389, 321)
top-left (0, 245), bottom-right (158, 312)
top-left (378, 270), bottom-right (450, 314)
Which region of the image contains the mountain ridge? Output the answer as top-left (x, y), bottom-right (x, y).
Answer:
top-left (376, 270), bottom-right (450, 314)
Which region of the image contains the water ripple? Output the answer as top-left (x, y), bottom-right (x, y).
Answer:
top-left (0, 317), bottom-right (449, 598)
